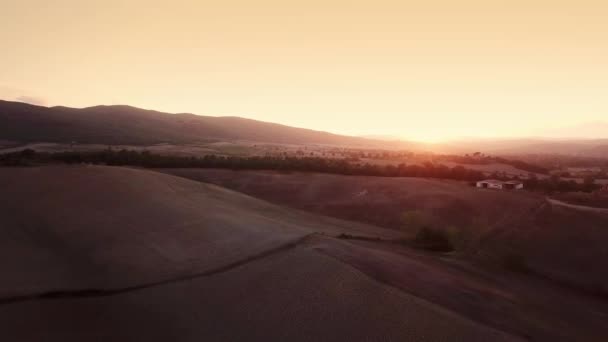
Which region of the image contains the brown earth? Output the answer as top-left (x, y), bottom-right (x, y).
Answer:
top-left (0, 165), bottom-right (523, 341)
top-left (311, 237), bottom-right (608, 341)
top-left (157, 168), bottom-right (543, 232)
top-left (157, 169), bottom-right (608, 297)
top-left (0, 166), bottom-right (402, 298)
top-left (2, 166), bottom-right (608, 341)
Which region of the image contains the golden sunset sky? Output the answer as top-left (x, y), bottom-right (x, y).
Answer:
top-left (1, 0), bottom-right (607, 141)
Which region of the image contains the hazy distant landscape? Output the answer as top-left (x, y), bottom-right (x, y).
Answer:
top-left (3, 1), bottom-right (608, 340)
top-left (3, 99), bottom-right (608, 191)
top-left (3, 99), bottom-right (608, 156)
top-left (2, 99), bottom-right (608, 341)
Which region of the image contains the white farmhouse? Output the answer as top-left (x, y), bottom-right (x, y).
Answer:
top-left (476, 179), bottom-right (523, 190)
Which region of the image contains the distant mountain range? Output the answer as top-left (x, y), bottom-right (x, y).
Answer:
top-left (2, 99), bottom-right (607, 157)
top-left (0, 100), bottom-right (404, 147)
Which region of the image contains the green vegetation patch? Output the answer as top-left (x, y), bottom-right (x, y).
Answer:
top-left (412, 227), bottom-right (455, 252)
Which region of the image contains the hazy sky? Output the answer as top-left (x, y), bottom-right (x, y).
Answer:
top-left (1, 1), bottom-right (607, 141)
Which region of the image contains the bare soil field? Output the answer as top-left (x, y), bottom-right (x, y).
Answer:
top-left (0, 166), bottom-right (400, 299)
top-left (1, 166), bottom-right (607, 341)
top-left (157, 169), bottom-right (544, 235)
top-left (311, 237), bottom-right (608, 342)
top-left (441, 161), bottom-right (543, 178)
top-left (0, 244), bottom-right (519, 342)
top-left (476, 201), bottom-right (608, 295)
top-left (0, 165), bottom-right (520, 341)
top-left (158, 169), bottom-right (608, 295)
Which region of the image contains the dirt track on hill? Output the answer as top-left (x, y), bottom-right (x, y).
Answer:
top-left (547, 197), bottom-right (608, 214)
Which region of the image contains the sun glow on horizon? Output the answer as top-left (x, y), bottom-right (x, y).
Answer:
top-left (2, 0), bottom-right (608, 140)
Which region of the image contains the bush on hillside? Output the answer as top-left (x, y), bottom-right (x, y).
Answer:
top-left (413, 227), bottom-right (454, 252)
top-left (401, 210), bottom-right (434, 233)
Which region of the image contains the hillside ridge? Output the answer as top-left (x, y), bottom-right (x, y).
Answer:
top-left (0, 99), bottom-right (396, 147)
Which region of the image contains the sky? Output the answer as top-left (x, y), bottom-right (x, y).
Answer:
top-left (1, 0), bottom-right (607, 142)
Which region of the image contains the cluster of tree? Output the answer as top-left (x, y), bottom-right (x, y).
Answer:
top-left (447, 153), bottom-right (550, 175)
top-left (516, 154), bottom-right (608, 170)
top-left (523, 174), bottom-right (600, 193)
top-left (1, 149), bottom-right (486, 181)
top-left (276, 148), bottom-right (416, 161)
top-left (497, 157), bottom-right (550, 175)
top-left (3, 149), bottom-right (602, 193)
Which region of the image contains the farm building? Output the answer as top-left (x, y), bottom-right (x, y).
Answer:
top-left (476, 179), bottom-right (524, 190)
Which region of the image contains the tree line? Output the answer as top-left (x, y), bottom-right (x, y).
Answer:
top-left (1, 148), bottom-right (484, 180)
top-left (523, 174), bottom-right (599, 193)
top-left (0, 149), bottom-right (600, 193)
top-left (446, 154), bottom-right (550, 175)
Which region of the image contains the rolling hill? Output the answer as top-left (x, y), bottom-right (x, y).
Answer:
top-left (0, 99), bottom-right (398, 147)
top-left (5, 99), bottom-right (605, 158)
top-left (158, 168), bottom-right (608, 296)
top-left (1, 165), bottom-right (606, 340)
top-left (0, 165), bottom-right (520, 341)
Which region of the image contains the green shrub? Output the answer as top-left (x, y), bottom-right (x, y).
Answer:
top-left (445, 226), bottom-right (473, 251)
top-left (401, 210), bottom-right (433, 233)
top-left (413, 227), bottom-right (454, 252)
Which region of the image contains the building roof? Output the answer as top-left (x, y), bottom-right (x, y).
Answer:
top-left (478, 179), bottom-right (504, 185)
top-left (478, 179), bottom-right (524, 185)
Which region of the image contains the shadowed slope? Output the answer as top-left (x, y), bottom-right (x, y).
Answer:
top-left (0, 245), bottom-right (519, 342)
top-left (0, 165), bottom-right (520, 341)
top-left (157, 169), bottom-right (608, 294)
top-left (0, 166), bottom-right (400, 299)
top-left (157, 169), bottom-right (544, 233)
